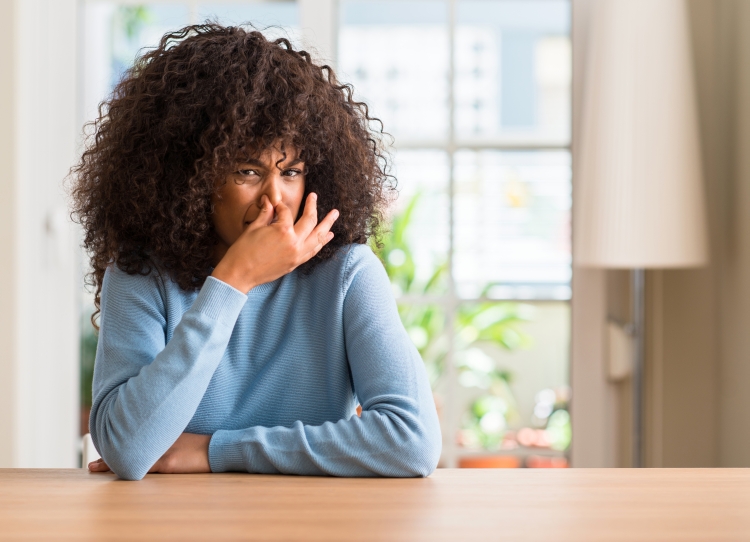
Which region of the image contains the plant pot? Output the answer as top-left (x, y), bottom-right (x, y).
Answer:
top-left (458, 455), bottom-right (521, 468)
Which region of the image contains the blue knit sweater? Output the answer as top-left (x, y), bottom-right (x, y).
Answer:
top-left (89, 243), bottom-right (442, 480)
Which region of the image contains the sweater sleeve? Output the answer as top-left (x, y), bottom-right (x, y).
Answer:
top-left (89, 267), bottom-right (248, 480)
top-left (207, 247), bottom-right (443, 477)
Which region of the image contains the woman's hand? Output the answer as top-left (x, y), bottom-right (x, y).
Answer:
top-left (211, 193), bottom-right (339, 293)
top-left (88, 433), bottom-right (212, 475)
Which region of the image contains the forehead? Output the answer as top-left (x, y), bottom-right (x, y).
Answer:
top-left (242, 142), bottom-right (302, 164)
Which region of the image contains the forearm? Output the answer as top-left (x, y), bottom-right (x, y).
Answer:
top-left (91, 276), bottom-right (247, 480)
top-left (208, 375), bottom-right (441, 477)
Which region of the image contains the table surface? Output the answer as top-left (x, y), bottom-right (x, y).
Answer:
top-left (2, 468), bottom-right (750, 541)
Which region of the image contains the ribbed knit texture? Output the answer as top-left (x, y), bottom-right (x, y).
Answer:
top-left (89, 244), bottom-right (442, 480)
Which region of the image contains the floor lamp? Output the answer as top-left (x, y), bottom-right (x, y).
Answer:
top-left (574, 0), bottom-right (708, 467)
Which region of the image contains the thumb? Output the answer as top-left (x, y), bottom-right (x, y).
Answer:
top-left (247, 195), bottom-right (273, 231)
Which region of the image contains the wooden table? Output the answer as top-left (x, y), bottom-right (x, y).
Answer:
top-left (2, 468), bottom-right (750, 541)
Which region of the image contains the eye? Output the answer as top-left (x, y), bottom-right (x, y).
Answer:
top-left (282, 168), bottom-right (304, 180)
top-left (234, 168), bottom-right (261, 184)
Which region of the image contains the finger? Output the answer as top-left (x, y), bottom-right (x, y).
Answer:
top-left (148, 453), bottom-right (170, 473)
top-left (274, 200), bottom-right (294, 228)
top-left (293, 193), bottom-right (319, 237)
top-left (88, 459), bottom-right (111, 472)
top-left (300, 231), bottom-right (334, 262)
top-left (247, 195), bottom-right (273, 231)
top-left (305, 208), bottom-right (339, 246)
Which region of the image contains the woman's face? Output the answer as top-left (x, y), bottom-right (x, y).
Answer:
top-left (211, 143), bottom-right (306, 264)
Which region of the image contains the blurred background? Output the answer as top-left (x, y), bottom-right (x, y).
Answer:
top-left (0, 0), bottom-right (748, 471)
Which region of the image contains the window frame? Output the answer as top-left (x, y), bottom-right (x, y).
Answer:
top-left (74, 0), bottom-right (613, 468)
top-left (336, 0), bottom-right (573, 466)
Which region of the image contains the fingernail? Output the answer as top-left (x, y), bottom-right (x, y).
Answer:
top-left (312, 193), bottom-right (317, 201)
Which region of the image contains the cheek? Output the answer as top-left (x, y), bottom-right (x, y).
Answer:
top-left (289, 181), bottom-right (306, 215)
top-left (213, 184), bottom-right (251, 236)
top-left (213, 199), bottom-right (230, 226)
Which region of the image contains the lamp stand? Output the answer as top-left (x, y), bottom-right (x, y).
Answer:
top-left (632, 268), bottom-right (645, 468)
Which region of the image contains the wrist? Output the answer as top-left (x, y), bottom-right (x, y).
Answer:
top-left (211, 263), bottom-right (256, 293)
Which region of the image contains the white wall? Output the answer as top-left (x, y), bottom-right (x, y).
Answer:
top-left (0, 0), bottom-right (80, 468)
top-left (0, 0), bottom-right (19, 468)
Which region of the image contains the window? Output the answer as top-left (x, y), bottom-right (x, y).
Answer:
top-left (80, 0), bottom-right (571, 468)
top-left (339, 0), bottom-right (572, 467)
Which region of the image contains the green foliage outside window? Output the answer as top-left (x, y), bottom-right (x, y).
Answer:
top-left (371, 193), bottom-right (534, 450)
top-left (115, 6), bottom-right (153, 40)
top-left (80, 314), bottom-right (97, 411)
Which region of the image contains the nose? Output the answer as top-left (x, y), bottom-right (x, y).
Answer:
top-left (261, 171), bottom-right (283, 207)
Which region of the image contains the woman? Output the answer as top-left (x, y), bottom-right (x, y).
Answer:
top-left (70, 24), bottom-right (441, 481)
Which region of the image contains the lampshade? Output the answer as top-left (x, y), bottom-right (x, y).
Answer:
top-left (574, 0), bottom-right (708, 268)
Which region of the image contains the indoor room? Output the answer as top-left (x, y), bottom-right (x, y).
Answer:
top-left (1, 0), bottom-right (749, 539)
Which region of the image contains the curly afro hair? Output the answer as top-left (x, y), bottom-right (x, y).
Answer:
top-left (69, 23), bottom-right (394, 327)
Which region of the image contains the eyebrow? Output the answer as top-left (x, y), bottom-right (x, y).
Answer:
top-left (238, 157), bottom-right (304, 168)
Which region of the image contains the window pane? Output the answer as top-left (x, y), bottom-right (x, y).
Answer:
top-left (85, 4), bottom-right (190, 98)
top-left (83, 4), bottom-right (190, 123)
top-left (196, 2), bottom-right (300, 44)
top-left (455, 0), bottom-right (571, 144)
top-left (384, 150), bottom-right (450, 296)
top-left (396, 303), bottom-right (448, 387)
top-left (82, 3), bottom-right (301, 124)
top-left (455, 301), bottom-right (570, 458)
top-left (339, 0), bottom-right (449, 144)
top-left (454, 150), bottom-right (571, 299)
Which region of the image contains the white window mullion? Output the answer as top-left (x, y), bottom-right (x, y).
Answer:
top-left (443, 0), bottom-right (460, 468)
top-left (299, 0), bottom-right (338, 69)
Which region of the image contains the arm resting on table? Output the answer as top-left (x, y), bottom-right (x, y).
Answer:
top-left (89, 268), bottom-right (247, 481)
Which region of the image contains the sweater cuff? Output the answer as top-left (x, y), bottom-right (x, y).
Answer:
top-left (208, 430), bottom-right (246, 473)
top-left (191, 276), bottom-right (247, 323)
